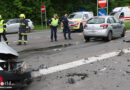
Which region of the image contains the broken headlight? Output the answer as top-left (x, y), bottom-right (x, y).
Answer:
top-left (16, 62), bottom-right (27, 72)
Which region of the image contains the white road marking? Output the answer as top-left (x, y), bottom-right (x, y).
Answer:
top-left (39, 48), bottom-right (130, 75)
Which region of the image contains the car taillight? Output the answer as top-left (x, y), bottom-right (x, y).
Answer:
top-left (61, 24), bottom-right (63, 27)
top-left (100, 24), bottom-right (108, 29)
top-left (0, 76), bottom-right (3, 83)
top-left (75, 23), bottom-right (79, 26)
top-left (84, 25), bottom-right (88, 28)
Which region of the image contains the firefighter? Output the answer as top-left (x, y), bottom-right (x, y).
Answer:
top-left (62, 14), bottom-right (71, 40)
top-left (0, 15), bottom-right (8, 44)
top-left (48, 14), bottom-right (60, 42)
top-left (17, 14), bottom-right (29, 45)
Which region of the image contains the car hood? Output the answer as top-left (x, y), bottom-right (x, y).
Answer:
top-left (0, 42), bottom-right (19, 57)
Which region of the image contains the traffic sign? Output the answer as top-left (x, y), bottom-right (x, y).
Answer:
top-left (98, 0), bottom-right (107, 8)
top-left (41, 5), bottom-right (45, 13)
top-left (98, 9), bottom-right (107, 16)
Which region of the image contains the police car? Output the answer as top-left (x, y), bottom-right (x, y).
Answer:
top-left (61, 11), bottom-right (94, 32)
top-left (0, 42), bottom-right (32, 90)
top-left (111, 6), bottom-right (130, 22)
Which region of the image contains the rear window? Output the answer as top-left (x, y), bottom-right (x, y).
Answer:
top-left (87, 18), bottom-right (105, 24)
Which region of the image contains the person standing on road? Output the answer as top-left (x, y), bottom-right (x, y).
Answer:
top-left (48, 14), bottom-right (60, 42)
top-left (62, 14), bottom-right (71, 40)
top-left (17, 14), bottom-right (29, 45)
top-left (0, 15), bottom-right (8, 44)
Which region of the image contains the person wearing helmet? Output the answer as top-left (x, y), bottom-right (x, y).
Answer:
top-left (0, 15), bottom-right (8, 44)
top-left (17, 14), bottom-right (29, 45)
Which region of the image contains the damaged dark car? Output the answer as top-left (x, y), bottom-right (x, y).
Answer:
top-left (0, 42), bottom-right (32, 90)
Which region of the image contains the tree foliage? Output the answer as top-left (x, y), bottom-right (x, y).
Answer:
top-left (0, 0), bottom-right (129, 24)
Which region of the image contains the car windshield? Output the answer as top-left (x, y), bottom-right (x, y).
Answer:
top-left (68, 14), bottom-right (82, 19)
top-left (87, 18), bottom-right (105, 24)
top-left (110, 12), bottom-right (120, 18)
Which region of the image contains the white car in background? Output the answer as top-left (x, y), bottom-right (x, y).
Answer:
top-left (111, 6), bottom-right (130, 22)
top-left (61, 11), bottom-right (94, 32)
top-left (6, 19), bottom-right (34, 33)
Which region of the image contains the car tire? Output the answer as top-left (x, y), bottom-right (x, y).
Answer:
top-left (79, 23), bottom-right (83, 32)
top-left (84, 36), bottom-right (90, 42)
top-left (105, 31), bottom-right (112, 41)
top-left (121, 29), bottom-right (126, 37)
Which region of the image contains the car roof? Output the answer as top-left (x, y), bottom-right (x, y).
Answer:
top-left (93, 16), bottom-right (113, 18)
top-left (72, 11), bottom-right (93, 14)
top-left (8, 18), bottom-right (30, 20)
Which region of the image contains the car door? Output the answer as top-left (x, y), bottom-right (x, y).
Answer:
top-left (108, 17), bottom-right (118, 37)
top-left (113, 17), bottom-right (123, 36)
top-left (82, 14), bottom-right (88, 26)
top-left (6, 19), bottom-right (19, 33)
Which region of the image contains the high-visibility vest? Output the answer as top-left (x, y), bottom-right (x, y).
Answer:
top-left (0, 20), bottom-right (4, 33)
top-left (51, 18), bottom-right (59, 27)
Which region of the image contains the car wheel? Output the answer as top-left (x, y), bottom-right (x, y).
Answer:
top-left (106, 31), bottom-right (112, 41)
top-left (121, 29), bottom-right (126, 37)
top-left (84, 36), bottom-right (90, 42)
top-left (79, 24), bottom-right (83, 32)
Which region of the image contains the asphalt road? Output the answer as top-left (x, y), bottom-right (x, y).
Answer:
top-left (5, 30), bottom-right (130, 90)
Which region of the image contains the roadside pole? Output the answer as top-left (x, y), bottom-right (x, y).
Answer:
top-left (41, 5), bottom-right (47, 30)
top-left (97, 0), bottom-right (98, 16)
top-left (41, 9), bottom-right (43, 30)
top-left (41, 0), bottom-right (43, 30)
top-left (107, 0), bottom-right (109, 15)
top-left (45, 6), bottom-right (47, 29)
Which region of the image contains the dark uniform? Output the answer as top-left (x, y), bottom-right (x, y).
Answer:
top-left (0, 19), bottom-right (8, 43)
top-left (18, 19), bottom-right (29, 45)
top-left (62, 16), bottom-right (71, 40)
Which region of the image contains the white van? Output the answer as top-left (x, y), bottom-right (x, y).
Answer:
top-left (111, 6), bottom-right (130, 22)
top-left (61, 12), bottom-right (94, 31)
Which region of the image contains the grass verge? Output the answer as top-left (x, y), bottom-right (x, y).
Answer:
top-left (125, 22), bottom-right (130, 30)
top-left (34, 25), bottom-right (50, 30)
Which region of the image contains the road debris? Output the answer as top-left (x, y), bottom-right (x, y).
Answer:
top-left (127, 59), bottom-right (130, 62)
top-left (53, 49), bottom-right (62, 51)
top-left (93, 71), bottom-right (98, 75)
top-left (126, 71), bottom-right (130, 74)
top-left (68, 78), bottom-right (75, 84)
top-left (39, 64), bottom-right (48, 69)
top-left (100, 68), bottom-right (107, 71)
top-left (66, 73), bottom-right (89, 84)
top-left (128, 65), bottom-right (130, 67)
top-left (123, 39), bottom-right (130, 42)
top-left (118, 50), bottom-right (124, 56)
top-left (67, 73), bottom-right (88, 77)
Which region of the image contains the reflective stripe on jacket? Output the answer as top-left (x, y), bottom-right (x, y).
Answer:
top-left (0, 20), bottom-right (4, 33)
top-left (19, 19), bottom-right (28, 34)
